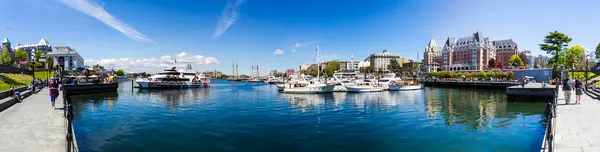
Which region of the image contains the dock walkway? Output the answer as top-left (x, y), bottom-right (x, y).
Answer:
top-left (0, 89), bottom-right (65, 152)
top-left (554, 89), bottom-right (600, 152)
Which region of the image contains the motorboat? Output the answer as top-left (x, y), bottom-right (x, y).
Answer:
top-left (265, 77), bottom-right (284, 84)
top-left (283, 81), bottom-right (336, 93)
top-left (345, 81), bottom-right (383, 92)
top-left (388, 80), bottom-right (423, 91)
top-left (136, 67), bottom-right (209, 89)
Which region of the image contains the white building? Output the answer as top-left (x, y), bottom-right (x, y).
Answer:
top-left (47, 46), bottom-right (84, 70)
top-left (14, 39), bottom-right (52, 62)
top-left (368, 50), bottom-right (404, 73)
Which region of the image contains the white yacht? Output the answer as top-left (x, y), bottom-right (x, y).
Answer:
top-left (136, 67), bottom-right (209, 89)
top-left (282, 45), bottom-right (336, 93)
top-left (345, 81), bottom-right (383, 92)
top-left (265, 76), bottom-right (284, 84)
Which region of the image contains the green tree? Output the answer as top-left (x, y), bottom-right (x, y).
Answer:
top-left (1, 47), bottom-right (13, 65)
top-left (518, 52), bottom-right (530, 68)
top-left (45, 56), bottom-right (53, 70)
top-left (34, 50), bottom-right (45, 63)
top-left (368, 65), bottom-right (375, 73)
top-left (488, 58), bottom-right (497, 68)
top-left (566, 45), bottom-right (586, 70)
top-left (387, 59), bottom-right (401, 75)
top-left (114, 69), bottom-right (125, 76)
top-left (15, 48), bottom-right (28, 63)
top-left (539, 31), bottom-right (572, 78)
top-left (325, 60), bottom-right (340, 77)
top-left (508, 54), bottom-right (525, 67)
top-left (596, 43), bottom-right (600, 60)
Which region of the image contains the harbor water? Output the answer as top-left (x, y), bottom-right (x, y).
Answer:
top-left (71, 80), bottom-right (546, 152)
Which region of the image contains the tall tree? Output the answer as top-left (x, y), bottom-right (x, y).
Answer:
top-left (539, 31), bottom-right (572, 78)
top-left (387, 58), bottom-right (401, 75)
top-left (508, 54), bottom-right (525, 67)
top-left (566, 45), bottom-right (586, 70)
top-left (596, 43), bottom-right (600, 60)
top-left (45, 56), bottom-right (53, 70)
top-left (487, 58), bottom-right (497, 68)
top-left (325, 60), bottom-right (340, 77)
top-left (14, 48), bottom-right (28, 63)
top-left (1, 47), bottom-right (12, 65)
top-left (34, 50), bottom-right (45, 63)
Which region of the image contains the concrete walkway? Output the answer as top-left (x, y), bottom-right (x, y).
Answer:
top-left (0, 89), bottom-right (65, 152)
top-left (554, 89), bottom-right (600, 152)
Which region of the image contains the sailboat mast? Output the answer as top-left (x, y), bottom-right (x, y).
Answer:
top-left (316, 45), bottom-right (320, 80)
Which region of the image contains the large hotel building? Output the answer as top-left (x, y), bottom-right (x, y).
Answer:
top-left (423, 31), bottom-right (518, 72)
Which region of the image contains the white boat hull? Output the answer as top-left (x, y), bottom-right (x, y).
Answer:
top-left (388, 85), bottom-right (423, 91)
top-left (276, 84), bottom-right (285, 91)
top-left (283, 85), bottom-right (336, 93)
top-left (345, 86), bottom-right (383, 92)
top-left (333, 85), bottom-right (347, 92)
top-left (136, 81), bottom-right (209, 89)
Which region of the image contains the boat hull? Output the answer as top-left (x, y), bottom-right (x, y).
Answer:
top-left (345, 86), bottom-right (383, 92)
top-left (136, 81), bottom-right (209, 89)
top-left (388, 85), bottom-right (423, 91)
top-left (283, 85), bottom-right (335, 94)
top-left (333, 85), bottom-right (347, 92)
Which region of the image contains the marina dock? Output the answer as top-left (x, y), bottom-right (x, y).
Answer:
top-left (0, 89), bottom-right (67, 152)
top-left (506, 83), bottom-right (556, 101)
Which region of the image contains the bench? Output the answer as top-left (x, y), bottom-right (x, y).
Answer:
top-left (0, 89), bottom-right (34, 113)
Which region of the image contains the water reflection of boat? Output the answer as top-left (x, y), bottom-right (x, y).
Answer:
top-left (136, 88), bottom-right (210, 108)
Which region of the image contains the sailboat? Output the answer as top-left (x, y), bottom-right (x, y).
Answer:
top-left (283, 45), bottom-right (336, 93)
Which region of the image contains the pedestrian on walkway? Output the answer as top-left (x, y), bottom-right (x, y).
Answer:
top-left (521, 78), bottom-right (526, 88)
top-left (49, 79), bottom-right (60, 110)
top-left (7, 85), bottom-right (21, 102)
top-left (563, 77), bottom-right (573, 105)
top-left (575, 79), bottom-right (583, 104)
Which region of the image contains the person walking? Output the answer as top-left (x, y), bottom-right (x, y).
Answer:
top-left (575, 79), bottom-right (583, 104)
top-left (521, 78), bottom-right (526, 88)
top-left (49, 79), bottom-right (60, 110)
top-left (563, 77), bottom-right (573, 105)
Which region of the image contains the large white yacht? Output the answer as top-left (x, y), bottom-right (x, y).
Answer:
top-left (345, 81), bottom-right (383, 92)
top-left (136, 67), bottom-right (209, 89)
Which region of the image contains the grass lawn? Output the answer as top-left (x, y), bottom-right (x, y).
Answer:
top-left (34, 71), bottom-right (54, 80)
top-left (569, 72), bottom-right (598, 80)
top-left (0, 73), bottom-right (33, 92)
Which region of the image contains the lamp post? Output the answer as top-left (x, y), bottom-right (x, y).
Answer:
top-left (586, 53), bottom-right (590, 86)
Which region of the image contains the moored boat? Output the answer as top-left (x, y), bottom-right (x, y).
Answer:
top-left (345, 82), bottom-right (383, 92)
top-left (136, 67), bottom-right (209, 89)
top-left (388, 80), bottom-right (423, 91)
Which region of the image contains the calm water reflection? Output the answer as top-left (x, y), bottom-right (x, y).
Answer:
top-left (71, 80), bottom-right (545, 152)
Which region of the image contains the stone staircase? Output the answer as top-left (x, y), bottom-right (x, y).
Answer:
top-left (584, 88), bottom-right (600, 99)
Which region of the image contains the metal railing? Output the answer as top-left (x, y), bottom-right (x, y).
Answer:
top-left (541, 83), bottom-right (558, 152)
top-left (63, 90), bottom-right (77, 152)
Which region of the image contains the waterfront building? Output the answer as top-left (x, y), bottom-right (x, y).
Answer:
top-left (368, 50), bottom-right (412, 73)
top-left (338, 60), bottom-right (359, 72)
top-left (286, 69), bottom-right (295, 76)
top-left (204, 70), bottom-right (223, 78)
top-left (47, 46), bottom-right (84, 70)
top-left (492, 39), bottom-right (519, 68)
top-left (358, 61), bottom-right (370, 68)
top-left (442, 32), bottom-right (497, 71)
top-left (299, 64), bottom-right (309, 72)
top-left (423, 39), bottom-right (443, 72)
top-left (2, 37), bottom-right (11, 51)
top-left (14, 39), bottom-right (52, 62)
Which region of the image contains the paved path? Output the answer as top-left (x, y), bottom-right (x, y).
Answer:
top-left (554, 89), bottom-right (600, 152)
top-left (0, 89), bottom-right (65, 152)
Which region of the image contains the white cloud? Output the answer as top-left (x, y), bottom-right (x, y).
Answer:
top-left (86, 52), bottom-right (219, 73)
top-left (291, 49), bottom-right (296, 53)
top-left (273, 49), bottom-right (284, 55)
top-left (295, 43), bottom-right (300, 47)
top-left (213, 0), bottom-right (244, 38)
top-left (58, 0), bottom-right (153, 42)
top-left (295, 41), bottom-right (320, 48)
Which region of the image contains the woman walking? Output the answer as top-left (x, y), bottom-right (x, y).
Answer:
top-left (575, 79), bottom-right (584, 104)
top-left (49, 79), bottom-right (60, 110)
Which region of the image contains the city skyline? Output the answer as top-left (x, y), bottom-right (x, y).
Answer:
top-left (1, 0), bottom-right (600, 74)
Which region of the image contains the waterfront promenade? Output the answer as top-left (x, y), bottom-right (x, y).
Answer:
top-left (554, 89), bottom-right (600, 152)
top-left (0, 89), bottom-right (65, 152)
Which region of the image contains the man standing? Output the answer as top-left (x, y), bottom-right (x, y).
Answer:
top-left (563, 77), bottom-right (573, 105)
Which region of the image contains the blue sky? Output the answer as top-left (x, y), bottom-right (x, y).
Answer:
top-left (1, 0), bottom-right (599, 74)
